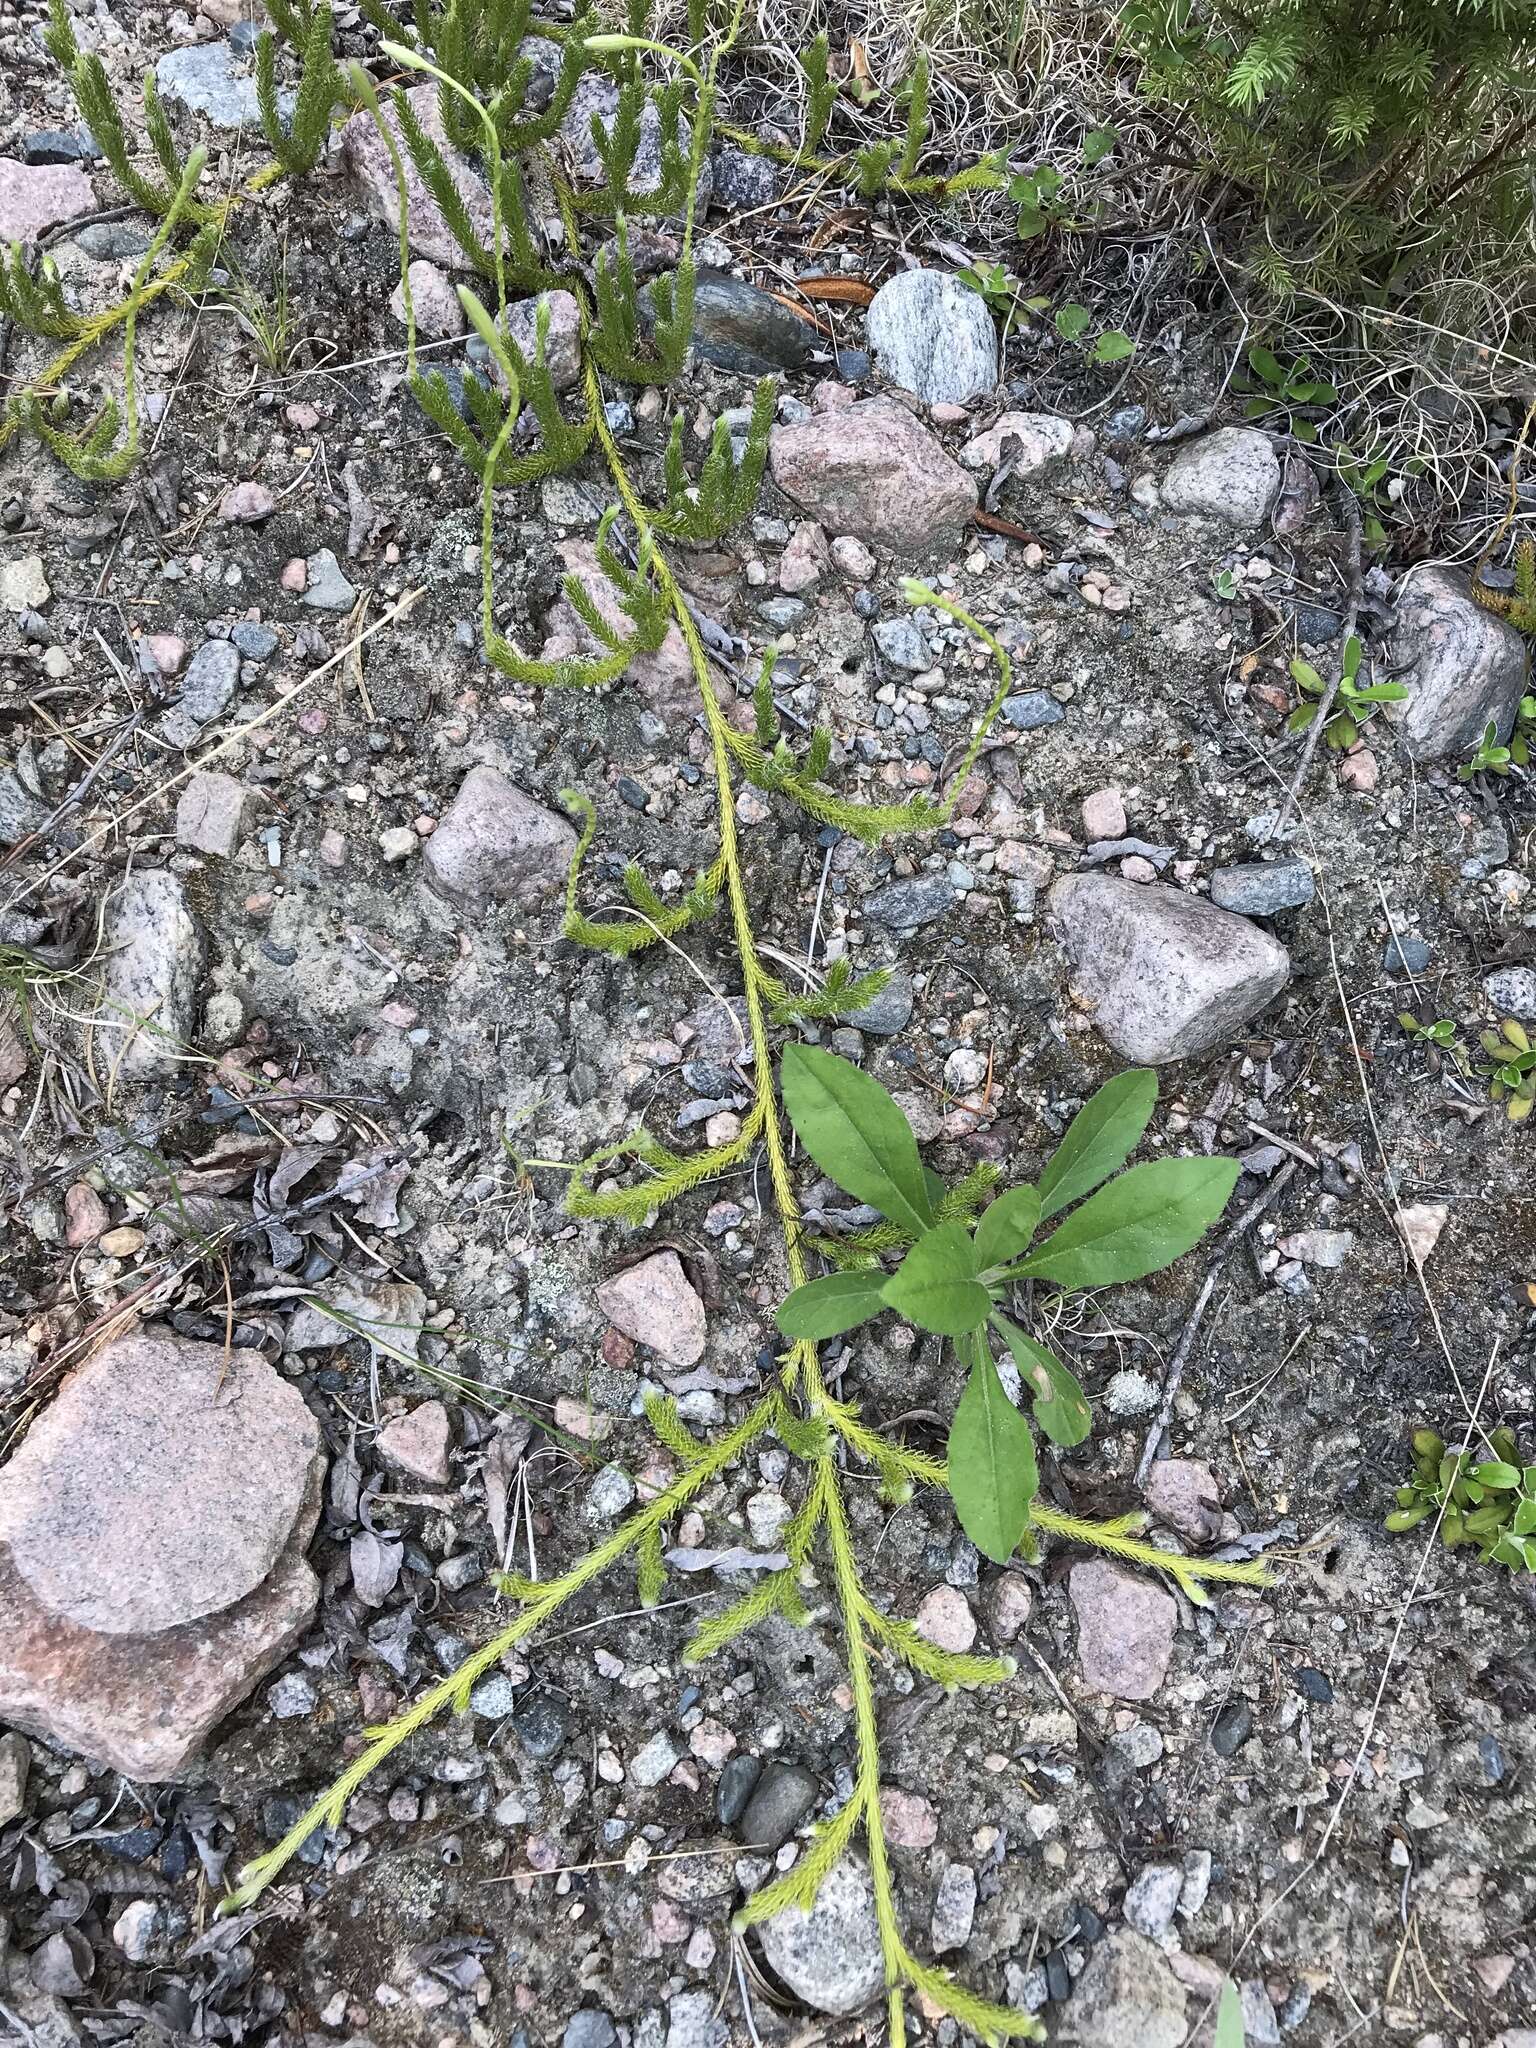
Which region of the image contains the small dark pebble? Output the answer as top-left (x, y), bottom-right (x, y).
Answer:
top-left (616, 777), bottom-right (649, 811)
top-left (1002, 690), bottom-right (1065, 732)
top-left (261, 1795), bottom-right (326, 1865)
top-left (1210, 1700), bottom-right (1253, 1758)
top-left (715, 1753), bottom-right (762, 1828)
top-left (24, 128), bottom-right (100, 165)
top-left (514, 1690), bottom-right (571, 1762)
top-left (1070, 1902), bottom-right (1107, 1945)
top-left (159, 1826), bottom-right (194, 1882)
top-left (1044, 1949), bottom-right (1071, 2003)
top-left (260, 941), bottom-right (299, 967)
top-left (737, 1759), bottom-right (818, 1850)
top-left (1295, 1667), bottom-right (1333, 1703)
top-left (1278, 1983), bottom-right (1312, 2030)
top-left (836, 348), bottom-right (871, 381)
top-left (1478, 1731), bottom-right (1507, 1785)
top-left (1383, 935), bottom-right (1432, 975)
top-left (101, 1826), bottom-right (161, 1863)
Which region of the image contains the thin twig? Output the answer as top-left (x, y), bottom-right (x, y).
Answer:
top-left (1134, 1160), bottom-right (1299, 1487)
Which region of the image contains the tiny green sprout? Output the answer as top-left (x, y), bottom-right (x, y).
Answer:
top-left (1386, 1426), bottom-right (1536, 1566)
top-left (1460, 698), bottom-right (1533, 781)
top-left (1240, 343), bottom-right (1338, 441)
top-left (1476, 1017), bottom-right (1536, 1122)
top-left (955, 260), bottom-right (1022, 317)
top-left (1398, 1012), bottom-right (1458, 1048)
top-left (1286, 634), bottom-right (1407, 750)
top-left (1212, 567), bottom-right (1240, 601)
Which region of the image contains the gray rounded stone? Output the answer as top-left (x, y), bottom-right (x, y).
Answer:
top-left (1162, 427), bottom-right (1281, 528)
top-left (1385, 565), bottom-right (1530, 762)
top-left (180, 640), bottom-right (241, 724)
top-left (757, 1853), bottom-right (885, 2016)
top-left (0, 1328), bottom-right (320, 1636)
top-left (865, 268), bottom-right (998, 407)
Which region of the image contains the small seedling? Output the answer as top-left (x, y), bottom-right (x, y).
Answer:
top-left (1477, 1017), bottom-right (1536, 1121)
top-left (1053, 300), bottom-right (1136, 363)
top-left (1240, 344), bottom-right (1337, 440)
top-left (776, 1056), bottom-right (1238, 1567)
top-left (955, 261), bottom-right (1031, 318)
top-left (1459, 696), bottom-right (1535, 780)
top-left (1397, 1013), bottom-right (1458, 1048)
top-left (1213, 566), bottom-right (1240, 601)
top-left (1387, 1426), bottom-right (1536, 1567)
top-left (1287, 634), bottom-right (1406, 749)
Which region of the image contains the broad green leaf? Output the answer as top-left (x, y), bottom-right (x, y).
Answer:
top-left (1037, 1068), bottom-right (1157, 1220)
top-left (948, 1345), bottom-right (1038, 1562)
top-left (781, 1045), bottom-right (931, 1234)
top-left (882, 1223), bottom-right (990, 1336)
top-left (1289, 657), bottom-right (1325, 691)
top-left (974, 1186), bottom-right (1041, 1270)
top-left (1092, 329), bottom-right (1136, 364)
top-left (776, 1270), bottom-right (887, 1341)
top-left (1472, 1460), bottom-right (1522, 1490)
top-left (1247, 344), bottom-right (1285, 387)
top-left (1513, 1496), bottom-right (1536, 1536)
top-left (1082, 126), bottom-right (1118, 165)
top-left (1054, 302), bottom-right (1091, 341)
top-left (1017, 1156), bottom-right (1240, 1288)
top-left (1215, 1979), bottom-right (1245, 2048)
top-left (992, 1313), bottom-right (1092, 1446)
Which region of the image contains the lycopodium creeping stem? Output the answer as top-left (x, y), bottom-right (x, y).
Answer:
top-left (17, 3), bottom-right (1272, 2032)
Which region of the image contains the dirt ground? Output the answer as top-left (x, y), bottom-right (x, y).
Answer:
top-left (2, 6), bottom-right (1535, 2048)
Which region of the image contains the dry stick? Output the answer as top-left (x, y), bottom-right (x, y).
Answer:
top-left (1261, 483), bottom-right (1365, 847)
top-left (0, 588), bottom-right (423, 920)
top-left (1133, 1159), bottom-right (1298, 1489)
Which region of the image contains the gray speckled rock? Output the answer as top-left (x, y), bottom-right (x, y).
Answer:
top-left (1162, 427), bottom-right (1281, 528)
top-left (302, 549), bottom-right (357, 612)
top-left (1051, 872), bottom-right (1289, 1064)
top-left (179, 639), bottom-right (241, 724)
top-left (757, 1854), bottom-right (885, 2016)
top-left (155, 43), bottom-right (292, 131)
top-left (1485, 966), bottom-right (1536, 1019)
top-left (865, 872), bottom-right (955, 930)
top-left (96, 872), bottom-right (204, 1080)
top-left (1384, 565), bottom-right (1529, 762)
top-left (1209, 859), bottom-right (1314, 916)
top-left (865, 268), bottom-right (997, 406)
top-left (841, 969), bottom-right (913, 1036)
top-left (1059, 1931), bottom-right (1187, 2048)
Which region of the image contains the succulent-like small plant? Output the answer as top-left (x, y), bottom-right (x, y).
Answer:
top-left (1387, 1426), bottom-right (1536, 1567)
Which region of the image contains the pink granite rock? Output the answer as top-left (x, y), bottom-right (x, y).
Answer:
top-left (0, 1329), bottom-right (324, 1777)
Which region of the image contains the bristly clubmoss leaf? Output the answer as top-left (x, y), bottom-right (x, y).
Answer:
top-left (948, 1341), bottom-right (1038, 1562)
top-left (780, 1044), bottom-right (933, 1235)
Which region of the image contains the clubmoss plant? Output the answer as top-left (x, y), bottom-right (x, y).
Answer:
top-left (19, 5), bottom-right (1270, 2032)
